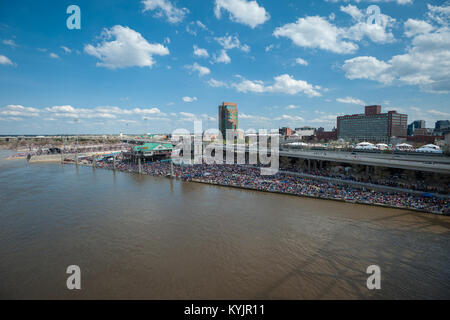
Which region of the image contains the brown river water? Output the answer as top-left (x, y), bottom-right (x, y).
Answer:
top-left (0, 150), bottom-right (449, 299)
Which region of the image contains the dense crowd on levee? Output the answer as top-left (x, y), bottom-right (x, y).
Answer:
top-left (91, 159), bottom-right (449, 215)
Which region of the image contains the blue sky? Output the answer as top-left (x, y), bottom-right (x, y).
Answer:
top-left (0, 0), bottom-right (449, 134)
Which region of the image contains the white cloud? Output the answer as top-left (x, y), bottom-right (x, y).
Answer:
top-left (213, 49), bottom-right (231, 64)
top-left (45, 105), bottom-right (119, 119)
top-left (193, 45), bottom-right (209, 58)
top-left (274, 6), bottom-right (395, 54)
top-left (285, 105), bottom-right (301, 109)
top-left (342, 17), bottom-right (450, 94)
top-left (133, 107), bottom-right (165, 115)
top-left (232, 74), bottom-right (322, 97)
top-left (404, 19), bottom-right (434, 37)
top-left (265, 44), bottom-right (274, 52)
top-left (94, 106), bottom-right (133, 115)
top-left (326, 0), bottom-right (412, 5)
top-left (342, 56), bottom-right (393, 84)
top-left (233, 79), bottom-right (265, 93)
top-left (239, 113), bottom-right (270, 121)
top-left (207, 78), bottom-right (228, 87)
top-left (44, 105), bottom-right (165, 120)
top-left (273, 16), bottom-right (358, 54)
top-left (342, 5), bottom-right (396, 44)
top-left (186, 20), bottom-right (208, 36)
top-left (61, 46), bottom-right (72, 53)
top-left (45, 105), bottom-right (77, 113)
top-left (295, 57), bottom-right (308, 66)
top-left (274, 114), bottom-right (305, 121)
top-left (142, 0), bottom-right (189, 24)
top-left (214, 0), bottom-right (270, 28)
top-left (2, 39), bottom-right (18, 47)
top-left (185, 62), bottom-right (210, 76)
top-left (336, 96), bottom-right (366, 105)
top-left (84, 25), bottom-right (169, 69)
top-left (340, 4), bottom-right (364, 21)
top-left (214, 34), bottom-right (250, 52)
top-left (429, 109), bottom-right (450, 117)
top-left (0, 105), bottom-right (40, 117)
top-left (182, 96), bottom-right (198, 102)
top-left (0, 54), bottom-right (14, 66)
top-left (266, 74), bottom-right (322, 97)
top-left (427, 4), bottom-right (450, 27)
top-left (49, 53), bottom-right (59, 59)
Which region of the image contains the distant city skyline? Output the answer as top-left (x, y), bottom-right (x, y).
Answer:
top-left (0, 0), bottom-right (449, 134)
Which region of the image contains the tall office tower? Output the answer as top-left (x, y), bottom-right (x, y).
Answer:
top-left (218, 102), bottom-right (238, 138)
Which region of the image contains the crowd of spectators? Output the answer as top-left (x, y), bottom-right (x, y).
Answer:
top-left (94, 160), bottom-right (449, 215)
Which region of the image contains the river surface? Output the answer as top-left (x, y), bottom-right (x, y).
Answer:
top-left (0, 150), bottom-right (449, 299)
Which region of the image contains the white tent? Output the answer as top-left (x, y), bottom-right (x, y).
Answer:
top-left (356, 142), bottom-right (374, 147)
top-left (396, 143), bottom-right (413, 147)
top-left (422, 144), bottom-right (440, 150)
top-left (375, 143), bottom-right (389, 150)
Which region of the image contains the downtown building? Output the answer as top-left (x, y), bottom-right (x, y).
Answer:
top-left (218, 102), bottom-right (238, 138)
top-left (337, 105), bottom-right (408, 143)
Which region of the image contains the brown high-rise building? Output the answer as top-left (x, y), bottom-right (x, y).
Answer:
top-left (337, 105), bottom-right (408, 142)
top-left (218, 102), bottom-right (238, 137)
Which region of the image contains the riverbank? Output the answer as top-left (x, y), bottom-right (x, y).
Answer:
top-left (72, 161), bottom-right (449, 216)
top-left (188, 179), bottom-right (442, 216)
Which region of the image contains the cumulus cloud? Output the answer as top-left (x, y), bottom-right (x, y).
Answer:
top-left (336, 96), bottom-right (366, 105)
top-left (0, 54), bottom-right (14, 66)
top-left (232, 74), bottom-right (322, 97)
top-left (404, 19), bottom-right (434, 37)
top-left (239, 113), bottom-right (270, 121)
top-left (214, 34), bottom-right (250, 52)
top-left (274, 5), bottom-right (395, 54)
top-left (285, 105), bottom-right (301, 109)
top-left (0, 105), bottom-right (40, 117)
top-left (207, 78), bottom-right (228, 87)
top-left (142, 0), bottom-right (189, 23)
top-left (132, 107), bottom-right (164, 115)
top-left (186, 20), bottom-right (208, 36)
top-left (265, 44), bottom-right (274, 52)
top-left (274, 115), bottom-right (305, 121)
top-left (212, 34), bottom-right (249, 64)
top-left (213, 49), bottom-right (231, 64)
top-left (326, 0), bottom-right (412, 5)
top-left (182, 96), bottom-right (198, 102)
top-left (427, 3), bottom-right (450, 26)
top-left (274, 16), bottom-right (358, 54)
top-left (341, 5), bottom-right (396, 44)
top-left (342, 6), bottom-right (450, 94)
top-left (61, 46), bottom-right (72, 53)
top-left (214, 0), bottom-right (270, 28)
top-left (84, 25), bottom-right (169, 69)
top-left (45, 105), bottom-right (117, 119)
top-left (185, 62), bottom-right (210, 76)
top-left (2, 39), bottom-right (18, 47)
top-left (44, 105), bottom-right (165, 120)
top-left (342, 56), bottom-right (394, 83)
top-left (49, 53), bottom-right (59, 59)
top-left (193, 45), bottom-right (209, 58)
top-left (295, 57), bottom-right (308, 66)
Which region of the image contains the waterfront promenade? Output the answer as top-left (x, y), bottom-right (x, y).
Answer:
top-left (87, 160), bottom-right (449, 215)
